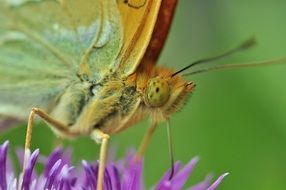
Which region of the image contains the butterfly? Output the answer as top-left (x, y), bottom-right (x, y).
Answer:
top-left (1, 1), bottom-right (285, 190)
top-left (0, 0), bottom-right (179, 189)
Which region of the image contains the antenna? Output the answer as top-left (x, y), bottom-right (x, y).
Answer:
top-left (171, 37), bottom-right (256, 77)
top-left (183, 57), bottom-right (286, 76)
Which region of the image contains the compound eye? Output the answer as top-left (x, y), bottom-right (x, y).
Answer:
top-left (146, 77), bottom-right (170, 107)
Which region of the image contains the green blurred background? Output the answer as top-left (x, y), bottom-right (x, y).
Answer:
top-left (1, 0), bottom-right (286, 189)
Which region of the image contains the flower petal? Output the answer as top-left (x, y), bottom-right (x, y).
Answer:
top-left (126, 159), bottom-right (143, 190)
top-left (155, 161), bottom-right (181, 190)
top-left (188, 175), bottom-right (212, 190)
top-left (111, 164), bottom-right (121, 190)
top-left (44, 147), bottom-right (63, 177)
top-left (0, 141), bottom-right (227, 190)
top-left (156, 157), bottom-right (199, 190)
top-left (104, 166), bottom-right (112, 190)
top-left (58, 164), bottom-right (75, 190)
top-left (0, 141), bottom-right (9, 190)
top-left (171, 156), bottom-right (199, 190)
top-left (21, 149), bottom-right (39, 190)
top-left (82, 160), bottom-right (97, 189)
top-left (207, 173), bottom-right (229, 190)
top-left (44, 159), bottom-right (62, 189)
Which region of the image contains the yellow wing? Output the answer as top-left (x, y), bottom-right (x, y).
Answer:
top-left (116, 0), bottom-right (163, 77)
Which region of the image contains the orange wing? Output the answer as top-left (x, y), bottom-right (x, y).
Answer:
top-left (116, 0), bottom-right (177, 77)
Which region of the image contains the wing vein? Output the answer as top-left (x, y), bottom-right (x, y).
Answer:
top-left (8, 23), bottom-right (74, 67)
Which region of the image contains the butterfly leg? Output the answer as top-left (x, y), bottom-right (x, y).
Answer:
top-left (135, 121), bottom-right (157, 160)
top-left (91, 129), bottom-right (110, 190)
top-left (23, 108), bottom-right (78, 170)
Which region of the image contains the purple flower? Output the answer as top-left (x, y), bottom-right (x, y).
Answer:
top-left (0, 141), bottom-right (228, 190)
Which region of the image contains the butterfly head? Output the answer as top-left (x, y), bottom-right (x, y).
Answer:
top-left (143, 66), bottom-right (195, 120)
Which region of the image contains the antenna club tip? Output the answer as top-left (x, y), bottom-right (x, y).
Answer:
top-left (241, 37), bottom-right (257, 49)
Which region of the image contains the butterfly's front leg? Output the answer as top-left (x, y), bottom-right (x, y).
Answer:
top-left (23, 108), bottom-right (79, 170)
top-left (135, 120), bottom-right (157, 160)
top-left (91, 129), bottom-right (110, 190)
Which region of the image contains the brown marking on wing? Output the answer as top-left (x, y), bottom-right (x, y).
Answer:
top-left (142, 0), bottom-right (178, 63)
